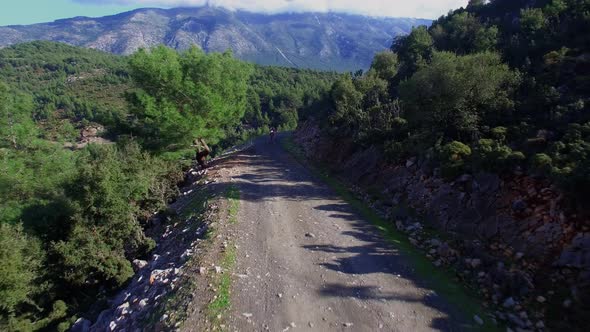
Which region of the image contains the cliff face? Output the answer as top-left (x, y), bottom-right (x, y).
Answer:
top-left (295, 120), bottom-right (590, 329)
top-left (0, 7), bottom-right (431, 71)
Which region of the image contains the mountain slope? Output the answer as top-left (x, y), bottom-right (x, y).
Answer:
top-left (0, 7), bottom-right (431, 71)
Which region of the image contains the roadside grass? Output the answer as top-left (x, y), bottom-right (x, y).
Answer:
top-left (225, 185), bottom-right (240, 224)
top-left (207, 245), bottom-right (237, 326)
top-left (207, 185), bottom-right (240, 329)
top-left (281, 135), bottom-right (501, 331)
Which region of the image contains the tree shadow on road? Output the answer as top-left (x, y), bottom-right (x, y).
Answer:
top-left (207, 142), bottom-right (482, 331)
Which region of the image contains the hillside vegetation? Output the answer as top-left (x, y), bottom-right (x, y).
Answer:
top-left (0, 41), bottom-right (337, 330)
top-left (317, 0), bottom-right (590, 210)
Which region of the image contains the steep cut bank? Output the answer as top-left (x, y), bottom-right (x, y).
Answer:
top-left (295, 120), bottom-right (590, 331)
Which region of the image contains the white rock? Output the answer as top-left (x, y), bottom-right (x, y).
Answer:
top-left (242, 313), bottom-right (253, 318)
top-left (473, 315), bottom-right (484, 325)
top-left (117, 302), bottom-right (130, 316)
top-left (132, 259), bottom-right (148, 271)
top-left (503, 297), bottom-right (515, 308)
top-left (70, 317), bottom-right (91, 332)
top-left (343, 322), bottom-right (354, 327)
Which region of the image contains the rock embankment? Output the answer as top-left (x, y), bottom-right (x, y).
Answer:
top-left (71, 168), bottom-right (219, 332)
top-left (295, 120), bottom-right (589, 330)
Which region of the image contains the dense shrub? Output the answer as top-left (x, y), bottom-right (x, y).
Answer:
top-left (440, 141), bottom-right (472, 178)
top-left (472, 138), bottom-right (526, 172)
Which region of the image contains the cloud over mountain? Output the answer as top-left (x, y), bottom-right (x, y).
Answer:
top-left (72, 0), bottom-right (467, 19)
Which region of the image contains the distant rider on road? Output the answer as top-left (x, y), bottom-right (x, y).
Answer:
top-left (269, 127), bottom-right (277, 143)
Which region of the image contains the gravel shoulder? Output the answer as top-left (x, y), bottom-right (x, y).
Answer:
top-left (220, 139), bottom-right (476, 332)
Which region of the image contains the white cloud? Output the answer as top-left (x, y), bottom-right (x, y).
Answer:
top-left (72, 0), bottom-right (469, 19)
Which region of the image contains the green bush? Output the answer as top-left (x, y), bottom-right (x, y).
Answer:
top-left (440, 141), bottom-right (472, 178)
top-left (472, 138), bottom-right (525, 172)
top-left (532, 153), bottom-right (553, 174)
top-left (490, 126), bottom-right (508, 141)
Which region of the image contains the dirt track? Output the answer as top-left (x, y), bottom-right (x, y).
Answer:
top-left (217, 138), bottom-right (473, 331)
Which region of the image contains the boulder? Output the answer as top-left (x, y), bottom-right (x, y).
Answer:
top-left (132, 259), bottom-right (148, 271)
top-left (70, 318), bottom-right (91, 332)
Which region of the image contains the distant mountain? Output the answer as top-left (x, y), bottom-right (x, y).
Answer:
top-left (0, 7), bottom-right (431, 71)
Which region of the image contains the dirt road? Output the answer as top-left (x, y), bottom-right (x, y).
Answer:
top-left (223, 138), bottom-right (473, 331)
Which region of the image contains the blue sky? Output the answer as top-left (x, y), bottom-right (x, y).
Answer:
top-left (0, 0), bottom-right (468, 26)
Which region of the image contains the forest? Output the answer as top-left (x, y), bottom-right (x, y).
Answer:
top-left (0, 41), bottom-right (337, 330)
top-left (321, 0), bottom-right (590, 210)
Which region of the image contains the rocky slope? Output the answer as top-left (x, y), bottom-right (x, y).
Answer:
top-left (0, 6), bottom-right (430, 71)
top-left (295, 120), bottom-right (590, 331)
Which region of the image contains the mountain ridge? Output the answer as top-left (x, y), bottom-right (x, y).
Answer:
top-left (0, 6), bottom-right (431, 71)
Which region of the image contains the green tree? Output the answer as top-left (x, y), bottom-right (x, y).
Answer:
top-left (520, 8), bottom-right (547, 35)
top-left (392, 26), bottom-right (434, 77)
top-left (430, 12), bottom-right (498, 54)
top-left (328, 75), bottom-right (364, 137)
top-left (0, 82), bottom-right (37, 150)
top-left (0, 223), bottom-right (43, 315)
top-left (369, 51), bottom-right (399, 81)
top-left (128, 46), bottom-right (253, 152)
top-left (400, 51), bottom-right (519, 140)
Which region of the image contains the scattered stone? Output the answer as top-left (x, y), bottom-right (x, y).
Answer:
top-left (198, 267), bottom-right (207, 275)
top-left (536, 321), bottom-right (545, 329)
top-left (563, 299), bottom-right (572, 308)
top-left (108, 321), bottom-right (117, 331)
top-left (305, 233), bottom-right (316, 238)
top-left (473, 315), bottom-right (484, 325)
top-left (138, 299), bottom-right (148, 309)
top-left (309, 322), bottom-right (314, 328)
top-left (290, 322), bottom-right (296, 328)
top-left (515, 252), bottom-right (524, 260)
top-left (214, 266), bottom-right (222, 274)
top-left (116, 302), bottom-right (130, 316)
top-left (512, 199), bottom-right (527, 212)
top-left (242, 313), bottom-right (253, 318)
top-left (507, 313), bottom-right (526, 328)
top-left (343, 322), bottom-right (354, 327)
top-left (437, 243), bottom-right (451, 257)
top-left (536, 296), bottom-right (546, 303)
top-left (277, 293), bottom-right (283, 298)
top-left (470, 258), bottom-right (482, 268)
top-left (503, 297), bottom-right (516, 308)
top-left (458, 174), bottom-right (472, 183)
